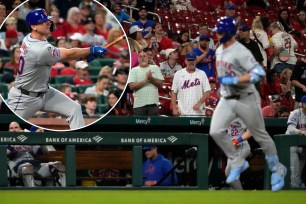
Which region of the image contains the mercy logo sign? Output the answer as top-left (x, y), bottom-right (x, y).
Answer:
top-left (135, 117), bottom-right (151, 125)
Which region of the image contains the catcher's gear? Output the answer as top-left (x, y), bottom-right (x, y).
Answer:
top-left (50, 161), bottom-right (66, 187)
top-left (26, 8), bottom-right (53, 28)
top-left (19, 163), bottom-right (35, 187)
top-left (213, 17), bottom-right (237, 44)
top-left (36, 161), bottom-right (66, 187)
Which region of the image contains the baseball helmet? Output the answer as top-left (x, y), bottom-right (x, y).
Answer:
top-left (26, 8), bottom-right (55, 31)
top-left (213, 16), bottom-right (237, 44)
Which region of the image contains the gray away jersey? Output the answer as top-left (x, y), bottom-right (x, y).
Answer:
top-left (215, 41), bottom-right (259, 97)
top-left (287, 109), bottom-right (306, 132)
top-left (15, 34), bottom-right (60, 92)
top-left (228, 118), bottom-right (247, 139)
top-left (9, 145), bottom-right (41, 165)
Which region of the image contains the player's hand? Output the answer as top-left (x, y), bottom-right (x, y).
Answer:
top-left (146, 70), bottom-right (153, 79)
top-left (218, 76), bottom-right (238, 85)
top-left (232, 139), bottom-right (239, 147)
top-left (232, 136), bottom-right (244, 147)
top-left (90, 46), bottom-right (108, 57)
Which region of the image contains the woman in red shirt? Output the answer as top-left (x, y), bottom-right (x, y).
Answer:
top-left (64, 7), bottom-right (85, 37)
top-left (4, 45), bottom-right (20, 75)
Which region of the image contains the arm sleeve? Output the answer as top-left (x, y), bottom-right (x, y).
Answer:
top-left (286, 110), bottom-right (300, 134)
top-left (287, 124), bottom-right (301, 135)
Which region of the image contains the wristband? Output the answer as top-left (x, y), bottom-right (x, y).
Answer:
top-left (237, 136), bottom-right (244, 143)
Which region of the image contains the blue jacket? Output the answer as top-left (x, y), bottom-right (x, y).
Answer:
top-left (143, 154), bottom-right (177, 186)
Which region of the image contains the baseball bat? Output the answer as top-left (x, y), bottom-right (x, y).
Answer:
top-left (84, 35), bottom-right (127, 61)
top-left (104, 34), bottom-right (126, 49)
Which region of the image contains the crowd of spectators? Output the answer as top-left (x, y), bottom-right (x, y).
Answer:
top-left (0, 0), bottom-right (130, 119)
top-left (98, 0), bottom-right (305, 118)
top-left (1, 0), bottom-right (306, 119)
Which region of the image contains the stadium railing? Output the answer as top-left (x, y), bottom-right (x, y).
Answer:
top-left (0, 132), bottom-right (208, 189)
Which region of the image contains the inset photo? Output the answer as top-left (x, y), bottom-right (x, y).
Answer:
top-left (0, 0), bottom-right (129, 131)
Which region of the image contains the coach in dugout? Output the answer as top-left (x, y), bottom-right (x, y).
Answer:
top-left (142, 145), bottom-right (177, 186)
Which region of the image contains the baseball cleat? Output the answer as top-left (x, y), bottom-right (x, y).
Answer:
top-left (226, 160), bottom-right (249, 184)
top-left (271, 164), bottom-right (287, 192)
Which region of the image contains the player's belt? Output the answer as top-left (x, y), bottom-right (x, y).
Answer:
top-left (18, 88), bottom-right (46, 97)
top-left (224, 92), bottom-right (253, 100)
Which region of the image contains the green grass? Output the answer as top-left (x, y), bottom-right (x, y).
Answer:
top-left (1, 190), bottom-right (306, 204)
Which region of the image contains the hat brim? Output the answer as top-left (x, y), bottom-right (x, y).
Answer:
top-left (143, 146), bottom-right (157, 150)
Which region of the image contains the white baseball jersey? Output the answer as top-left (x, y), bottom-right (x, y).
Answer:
top-left (15, 34), bottom-right (60, 92)
top-left (172, 68), bottom-right (210, 115)
top-left (215, 41), bottom-right (258, 97)
top-left (228, 118), bottom-right (247, 139)
top-left (159, 61), bottom-right (182, 77)
top-left (250, 29), bottom-right (270, 67)
top-left (271, 31), bottom-right (297, 67)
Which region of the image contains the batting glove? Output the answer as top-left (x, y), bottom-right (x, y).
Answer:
top-left (218, 76), bottom-right (238, 85)
top-left (90, 46), bottom-right (108, 57)
top-left (232, 136), bottom-right (244, 147)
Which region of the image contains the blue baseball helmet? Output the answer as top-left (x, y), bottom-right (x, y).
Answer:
top-left (213, 17), bottom-right (237, 44)
top-left (26, 8), bottom-right (53, 27)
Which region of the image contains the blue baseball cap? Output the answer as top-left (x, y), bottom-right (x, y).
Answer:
top-left (29, 126), bottom-right (38, 132)
top-left (225, 4), bottom-right (236, 10)
top-left (239, 25), bottom-right (250, 31)
top-left (185, 52), bottom-right (196, 61)
top-left (199, 34), bottom-right (210, 41)
top-left (301, 95), bottom-right (306, 103)
top-left (143, 146), bottom-right (157, 150)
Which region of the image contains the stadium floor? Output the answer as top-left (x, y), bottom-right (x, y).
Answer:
top-left (0, 190), bottom-right (306, 204)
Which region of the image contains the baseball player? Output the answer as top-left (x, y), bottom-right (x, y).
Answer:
top-left (7, 121), bottom-right (66, 187)
top-left (285, 95), bottom-right (306, 187)
top-left (7, 9), bottom-right (107, 130)
top-left (209, 17), bottom-right (286, 192)
top-left (226, 118), bottom-right (251, 190)
top-left (171, 52), bottom-right (211, 116)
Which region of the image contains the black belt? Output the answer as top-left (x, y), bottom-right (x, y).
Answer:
top-left (18, 88), bottom-right (47, 97)
top-left (224, 92), bottom-right (253, 100)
